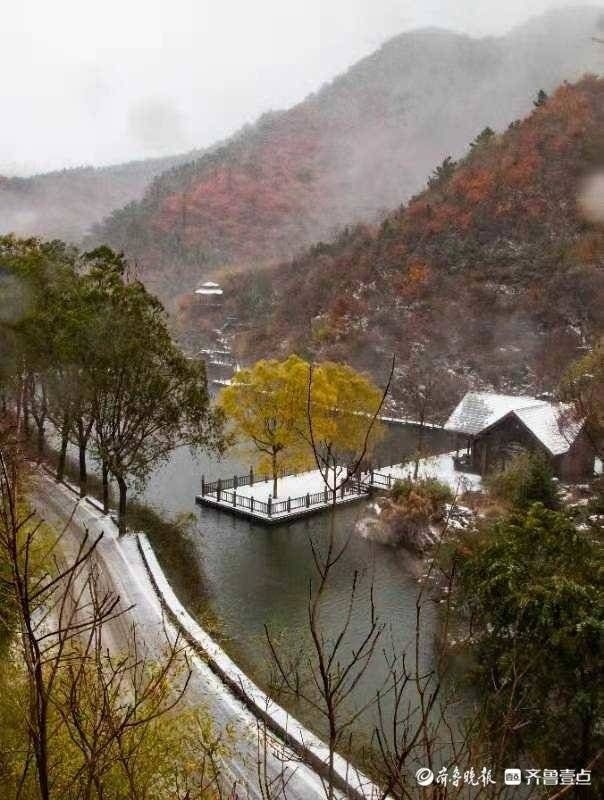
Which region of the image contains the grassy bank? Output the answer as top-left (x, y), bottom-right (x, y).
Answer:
top-left (32, 434), bottom-right (224, 640)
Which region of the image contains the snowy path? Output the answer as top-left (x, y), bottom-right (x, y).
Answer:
top-left (28, 471), bottom-right (354, 800)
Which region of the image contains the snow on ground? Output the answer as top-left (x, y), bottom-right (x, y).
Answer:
top-left (378, 414), bottom-right (443, 429)
top-left (235, 467), bottom-right (347, 502)
top-left (34, 472), bottom-right (352, 799)
top-left (200, 466), bottom-right (366, 520)
top-left (201, 455), bottom-right (482, 522)
top-left (138, 535), bottom-right (380, 799)
top-left (369, 452), bottom-right (482, 494)
top-left (204, 456), bottom-right (482, 522)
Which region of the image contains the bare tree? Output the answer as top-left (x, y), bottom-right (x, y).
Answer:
top-left (51, 603), bottom-right (197, 800)
top-left (0, 445), bottom-right (225, 800)
top-left (369, 498), bottom-right (577, 800)
top-left (0, 445), bottom-right (115, 799)
top-left (392, 352), bottom-right (464, 478)
top-left (264, 374), bottom-right (560, 800)
top-left (265, 358), bottom-right (394, 800)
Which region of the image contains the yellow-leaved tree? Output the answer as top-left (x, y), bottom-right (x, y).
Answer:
top-left (218, 355), bottom-right (311, 497)
top-left (219, 356), bottom-right (384, 497)
top-left (309, 361), bottom-right (384, 485)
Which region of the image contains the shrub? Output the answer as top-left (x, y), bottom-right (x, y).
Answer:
top-left (454, 504), bottom-right (603, 771)
top-left (383, 477), bottom-right (453, 553)
top-left (485, 452), bottom-right (560, 510)
top-left (587, 476), bottom-right (604, 515)
top-left (390, 476), bottom-right (453, 516)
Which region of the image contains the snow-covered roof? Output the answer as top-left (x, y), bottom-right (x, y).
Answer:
top-left (194, 280), bottom-right (223, 296)
top-left (513, 404), bottom-right (582, 455)
top-left (445, 392), bottom-right (547, 436)
top-left (195, 287), bottom-right (223, 296)
top-left (445, 392), bottom-right (583, 455)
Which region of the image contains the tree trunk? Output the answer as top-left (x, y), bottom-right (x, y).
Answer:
top-left (272, 451), bottom-right (278, 498)
top-left (116, 474), bottom-right (128, 535)
top-left (37, 380), bottom-right (48, 460)
top-left (328, 726), bottom-right (337, 800)
top-left (414, 417), bottom-right (425, 480)
top-left (36, 419), bottom-right (45, 459)
top-left (102, 461), bottom-right (110, 514)
top-left (56, 415), bottom-right (69, 482)
top-left (23, 394), bottom-right (30, 437)
top-left (77, 418), bottom-right (87, 498)
top-left (31, 674), bottom-right (51, 800)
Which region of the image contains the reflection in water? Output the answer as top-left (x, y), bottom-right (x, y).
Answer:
top-left (140, 426), bottom-right (450, 750)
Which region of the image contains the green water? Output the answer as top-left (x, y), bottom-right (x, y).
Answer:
top-left (140, 426), bottom-right (451, 755)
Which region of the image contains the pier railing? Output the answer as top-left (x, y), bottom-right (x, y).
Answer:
top-left (200, 474), bottom-right (368, 518)
top-left (201, 467), bottom-right (293, 496)
top-left (364, 469), bottom-right (396, 488)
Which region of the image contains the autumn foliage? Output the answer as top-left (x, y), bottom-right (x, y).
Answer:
top-left (92, 11), bottom-right (604, 300)
top-left (227, 76), bottom-right (604, 391)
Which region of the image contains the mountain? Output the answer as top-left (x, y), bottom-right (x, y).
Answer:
top-left (0, 150), bottom-right (206, 244)
top-left (220, 76), bottom-right (604, 393)
top-left (94, 5), bottom-right (604, 296)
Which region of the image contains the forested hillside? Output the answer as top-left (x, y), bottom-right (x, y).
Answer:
top-left (96, 6), bottom-right (603, 296)
top-left (0, 150), bottom-right (205, 243)
top-left (222, 76), bottom-right (604, 392)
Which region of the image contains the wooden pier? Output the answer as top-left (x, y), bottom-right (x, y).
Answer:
top-left (196, 468), bottom-right (369, 524)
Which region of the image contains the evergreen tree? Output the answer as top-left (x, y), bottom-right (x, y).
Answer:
top-left (469, 126), bottom-right (495, 149)
top-left (485, 452), bottom-right (560, 510)
top-left (533, 88), bottom-right (548, 107)
top-left (87, 252), bottom-right (221, 533)
top-left (427, 155), bottom-right (457, 188)
top-left (454, 504), bottom-right (603, 773)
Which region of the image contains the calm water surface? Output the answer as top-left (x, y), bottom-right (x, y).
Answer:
top-left (139, 426), bottom-right (450, 750)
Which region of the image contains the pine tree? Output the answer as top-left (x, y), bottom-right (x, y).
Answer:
top-left (427, 156), bottom-right (457, 188)
top-left (469, 126), bottom-right (495, 149)
top-left (533, 88), bottom-right (548, 107)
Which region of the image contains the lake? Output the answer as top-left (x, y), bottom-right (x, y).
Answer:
top-left (139, 421), bottom-right (455, 757)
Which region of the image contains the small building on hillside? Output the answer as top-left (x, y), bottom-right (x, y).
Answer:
top-left (444, 392), bottom-right (595, 481)
top-left (195, 281), bottom-right (224, 306)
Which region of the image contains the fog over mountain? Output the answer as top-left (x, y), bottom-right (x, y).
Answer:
top-left (3, 1), bottom-right (597, 175)
top-left (218, 74), bottom-right (604, 392)
top-left (1, 4), bottom-right (603, 251)
top-left (89, 3), bottom-right (604, 297)
top-left (0, 153), bottom-right (208, 244)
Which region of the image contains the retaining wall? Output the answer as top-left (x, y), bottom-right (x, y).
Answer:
top-left (38, 462), bottom-right (386, 798)
top-left (136, 533), bottom-right (385, 800)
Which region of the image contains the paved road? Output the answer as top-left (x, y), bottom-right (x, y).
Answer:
top-left (29, 470), bottom-right (339, 800)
